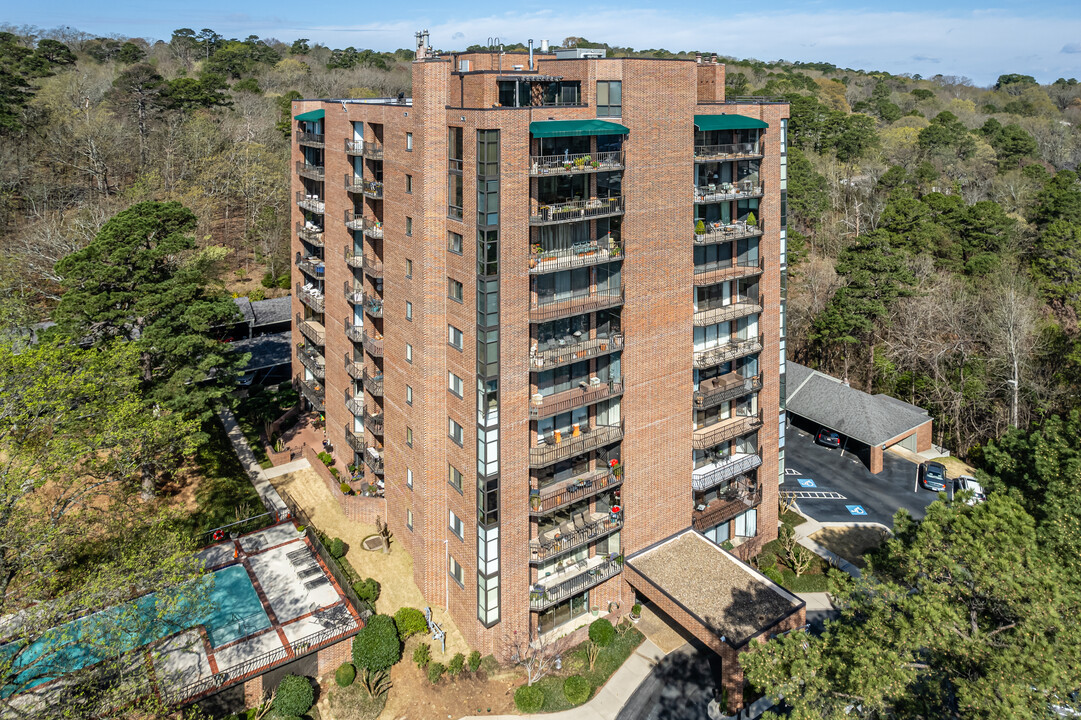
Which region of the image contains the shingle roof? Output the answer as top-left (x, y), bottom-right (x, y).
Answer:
top-left (250, 296), bottom-right (291, 327)
top-left (231, 331), bottom-right (291, 371)
top-left (786, 361), bottom-right (930, 446)
top-left (233, 297), bottom-right (255, 324)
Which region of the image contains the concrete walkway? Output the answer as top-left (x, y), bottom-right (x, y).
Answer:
top-left (218, 407), bottom-right (289, 518)
top-left (789, 514), bottom-right (863, 578)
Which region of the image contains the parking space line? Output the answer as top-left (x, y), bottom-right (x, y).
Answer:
top-left (781, 490), bottom-right (847, 500)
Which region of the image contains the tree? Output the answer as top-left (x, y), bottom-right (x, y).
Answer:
top-left (989, 124), bottom-right (1038, 169)
top-left (117, 41), bottom-right (144, 64)
top-left (158, 73), bottom-right (231, 111)
top-left (351, 614), bottom-right (400, 697)
top-left (107, 63), bottom-right (164, 168)
top-left (743, 495), bottom-right (1081, 719)
top-left (786, 148), bottom-right (829, 234)
top-left (504, 630), bottom-right (568, 686)
top-left (54, 201), bottom-right (246, 430)
top-left (918, 110), bottom-right (976, 159)
top-left (1030, 219), bottom-right (1081, 311)
top-left (1030, 170), bottom-right (1081, 228)
top-left (290, 38), bottom-right (310, 55)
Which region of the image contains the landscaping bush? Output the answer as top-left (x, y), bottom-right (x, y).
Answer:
top-left (631, 603), bottom-right (642, 617)
top-left (247, 288), bottom-right (266, 302)
top-left (393, 607), bottom-right (428, 639)
top-left (448, 652), bottom-right (465, 677)
top-left (588, 618), bottom-right (616, 648)
top-left (563, 675), bottom-right (592, 706)
top-left (427, 661), bottom-right (445, 684)
top-left (695, 219), bottom-right (706, 235)
top-left (514, 685), bottom-right (544, 713)
top-left (329, 537), bottom-right (345, 558)
top-left (273, 674), bottom-right (314, 717)
top-left (353, 577), bottom-right (381, 603)
top-left (335, 662), bottom-right (356, 687)
top-left (329, 467), bottom-right (341, 479)
top-left (763, 567), bottom-right (785, 586)
top-left (352, 614), bottom-right (402, 674)
top-left (412, 642), bottom-right (431, 668)
top-left (468, 650), bottom-right (482, 673)
top-left (317, 451), bottom-right (334, 466)
top-left (340, 481), bottom-right (352, 495)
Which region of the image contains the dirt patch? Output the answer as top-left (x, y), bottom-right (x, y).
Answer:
top-left (811, 526), bottom-right (890, 569)
top-left (931, 456), bottom-right (977, 479)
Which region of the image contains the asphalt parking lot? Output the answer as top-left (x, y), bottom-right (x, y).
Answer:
top-left (783, 425), bottom-right (938, 527)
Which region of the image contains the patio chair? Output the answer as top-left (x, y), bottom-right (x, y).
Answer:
top-left (305, 575), bottom-right (330, 590)
top-left (298, 565), bottom-right (323, 580)
top-left (287, 548), bottom-right (309, 563)
top-left (573, 513), bottom-right (588, 532)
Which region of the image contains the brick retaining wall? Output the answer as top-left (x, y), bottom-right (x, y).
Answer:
top-left (303, 445), bottom-right (386, 525)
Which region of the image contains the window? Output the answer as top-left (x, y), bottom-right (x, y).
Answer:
top-left (407, 468), bottom-right (413, 489)
top-left (406, 174), bottom-right (413, 193)
top-left (449, 555), bottom-right (464, 586)
top-left (596, 81), bottom-right (622, 117)
top-left (407, 509), bottom-right (414, 530)
top-left (448, 231), bottom-right (463, 254)
top-left (448, 278), bottom-right (463, 302)
top-left (449, 510), bottom-right (463, 539)
top-left (406, 301), bottom-right (413, 320)
top-left (406, 132), bottom-right (413, 151)
top-left (448, 371), bottom-right (464, 397)
top-left (734, 508), bottom-right (758, 538)
top-left (448, 127), bottom-right (464, 219)
top-left (406, 426), bottom-right (413, 447)
top-left (448, 464), bottom-right (463, 492)
top-left (405, 217), bottom-right (412, 236)
top-left (448, 418), bottom-right (463, 445)
top-left (406, 259), bottom-right (413, 278)
top-left (406, 385), bottom-right (413, 405)
top-left (448, 325), bottom-right (463, 350)
top-left (406, 343), bottom-right (413, 363)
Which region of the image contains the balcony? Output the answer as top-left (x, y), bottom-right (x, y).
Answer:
top-left (345, 283), bottom-right (364, 305)
top-left (530, 237), bottom-right (623, 275)
top-left (346, 428), bottom-right (366, 454)
top-left (693, 334), bottom-right (763, 369)
top-left (530, 380), bottom-right (623, 420)
top-left (530, 196), bottom-right (624, 226)
top-left (363, 331), bottom-right (383, 357)
top-left (693, 221), bottom-right (764, 246)
top-left (361, 180), bottom-right (383, 200)
top-left (693, 142), bottom-right (762, 162)
top-left (694, 373), bottom-right (761, 410)
top-left (692, 453), bottom-right (763, 493)
top-left (344, 245), bottom-right (363, 269)
top-left (296, 255), bottom-right (325, 280)
top-left (363, 255), bottom-right (383, 279)
top-left (530, 423), bottom-right (623, 469)
top-left (298, 377), bottom-right (325, 411)
top-left (529, 150), bottom-right (624, 177)
top-left (363, 369), bottom-right (384, 397)
top-left (532, 333), bottom-right (623, 370)
top-left (530, 288), bottom-right (624, 323)
top-left (346, 354), bottom-right (364, 380)
top-left (692, 478), bottom-right (762, 531)
top-left (296, 343), bottom-right (325, 379)
top-left (693, 301), bottom-right (761, 327)
top-left (694, 182), bottom-right (764, 204)
top-left (345, 209), bottom-right (364, 231)
top-left (362, 217), bottom-right (383, 240)
top-left (345, 174), bottom-right (364, 194)
top-left (297, 316), bottom-right (325, 346)
top-left (692, 415), bottom-right (762, 451)
top-left (364, 410), bottom-right (384, 436)
top-left (296, 283), bottom-right (325, 313)
top-left (530, 556), bottom-right (622, 611)
top-left (346, 394), bottom-right (364, 417)
top-left (530, 468), bottom-right (622, 516)
top-left (694, 259), bottom-right (762, 287)
top-left (296, 161), bottom-right (325, 181)
top-left (297, 131), bottom-right (324, 148)
top-left (364, 447), bottom-right (384, 475)
top-left (531, 512), bottom-right (623, 563)
top-left (345, 323), bottom-right (364, 343)
top-left (296, 222), bottom-right (324, 247)
top-left (345, 139), bottom-right (383, 159)
top-left (296, 191), bottom-right (325, 215)
top-left (364, 296), bottom-right (383, 319)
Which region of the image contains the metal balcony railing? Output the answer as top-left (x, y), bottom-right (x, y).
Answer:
top-left (361, 180), bottom-right (383, 199)
top-left (361, 217), bottom-right (383, 239)
top-left (344, 245), bottom-right (363, 269)
top-left (694, 221), bottom-right (764, 245)
top-left (692, 453), bottom-right (763, 493)
top-left (529, 380), bottom-right (623, 419)
top-left (296, 255), bottom-right (325, 279)
top-left (364, 410), bottom-right (384, 436)
top-left (692, 479), bottom-right (762, 531)
top-left (345, 283), bottom-right (364, 305)
top-left (530, 196), bottom-right (624, 226)
top-left (297, 131), bottom-right (325, 147)
top-left (296, 191), bottom-right (324, 214)
top-left (346, 428), bottom-right (366, 453)
top-left (345, 139), bottom-right (384, 159)
top-left (363, 331), bottom-right (383, 357)
top-left (346, 354), bottom-right (364, 380)
top-left (296, 282), bottom-right (325, 313)
top-left (345, 323), bottom-right (364, 343)
top-left (364, 450), bottom-right (384, 475)
top-left (693, 259), bottom-right (762, 286)
top-left (296, 161), bottom-right (325, 181)
top-left (530, 237), bottom-right (624, 275)
top-left (530, 469), bottom-right (622, 516)
top-left (296, 344), bottom-right (325, 379)
top-left (363, 254), bottom-right (383, 279)
top-left (363, 369), bottom-right (384, 397)
top-left (296, 222), bottom-right (324, 247)
top-left (694, 374), bottom-right (761, 410)
top-left (692, 415), bottom-right (762, 450)
top-left (530, 557), bottom-right (622, 611)
top-left (346, 394), bottom-right (364, 417)
top-left (345, 209), bottom-right (364, 231)
top-left (298, 377), bottom-right (325, 411)
top-left (345, 174), bottom-right (364, 194)
top-left (531, 514), bottom-right (623, 563)
top-left (693, 334), bottom-right (763, 369)
top-left (529, 424), bottom-right (623, 469)
top-left (529, 288), bottom-right (624, 323)
top-left (693, 142), bottom-right (762, 161)
top-left (531, 333), bottom-right (623, 370)
top-left (694, 182), bottom-right (764, 204)
top-left (529, 150), bottom-right (624, 176)
top-left (693, 301), bottom-right (761, 327)
top-left (364, 296), bottom-right (383, 319)
top-left (297, 315), bottom-right (325, 345)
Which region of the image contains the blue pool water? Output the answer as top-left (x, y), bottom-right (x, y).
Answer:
top-left (3, 564), bottom-right (271, 693)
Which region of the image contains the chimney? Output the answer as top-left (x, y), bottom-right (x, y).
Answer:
top-left (695, 52), bottom-right (702, 64)
top-left (529, 39), bottom-right (534, 70)
top-left (711, 53), bottom-right (717, 64)
top-left (541, 39), bottom-right (549, 52)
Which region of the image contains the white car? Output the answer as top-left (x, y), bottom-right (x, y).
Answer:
top-left (953, 476), bottom-right (986, 505)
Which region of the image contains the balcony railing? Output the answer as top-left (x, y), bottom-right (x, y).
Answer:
top-left (344, 283), bottom-right (363, 305)
top-left (296, 256), bottom-right (325, 279)
top-left (345, 139), bottom-right (363, 156)
top-left (363, 369), bottom-right (384, 397)
top-left (692, 415), bottom-right (762, 450)
top-left (530, 196), bottom-right (624, 226)
top-left (531, 513), bottom-right (623, 563)
top-left (296, 191), bottom-right (325, 214)
top-left (694, 221), bottom-right (764, 245)
top-left (298, 377), bottom-right (325, 412)
top-left (530, 556), bottom-right (622, 611)
top-left (346, 428), bottom-right (366, 453)
top-left (530, 288), bottom-right (624, 323)
top-left (364, 296), bottom-right (383, 319)
top-left (530, 380), bottom-right (623, 419)
top-left (363, 331), bottom-right (383, 357)
top-left (364, 449), bottom-right (384, 475)
top-left (693, 142), bottom-right (762, 161)
top-left (692, 479), bottom-right (762, 531)
top-left (346, 354), bottom-right (364, 380)
top-left (694, 373), bottom-right (761, 410)
top-left (296, 283), bottom-right (325, 313)
top-left (345, 209), bottom-right (364, 231)
top-left (529, 150), bottom-right (624, 177)
top-left (296, 161), bottom-right (325, 181)
top-left (361, 180), bottom-right (383, 200)
top-left (296, 344), bottom-right (325, 379)
top-left (297, 315), bottom-right (325, 345)
top-left (530, 237), bottom-right (623, 275)
top-left (532, 333), bottom-right (623, 370)
top-left (363, 254), bottom-right (383, 279)
top-left (345, 174), bottom-right (364, 194)
top-left (693, 334), bottom-right (763, 369)
top-left (362, 217), bottom-right (383, 239)
top-left (693, 301), bottom-right (761, 327)
top-left (344, 245), bottom-right (363, 269)
top-left (346, 394), bottom-right (364, 417)
top-left (345, 139), bottom-right (384, 159)
top-left (530, 423), bottom-right (623, 469)
top-left (692, 453), bottom-right (763, 493)
top-left (530, 468), bottom-right (622, 516)
top-left (693, 259), bottom-right (762, 286)
top-left (345, 323), bottom-right (364, 343)
top-left (364, 410), bottom-right (384, 436)
top-left (296, 222), bottom-right (324, 247)
top-left (694, 182), bottom-right (764, 204)
top-left (297, 131), bottom-right (325, 148)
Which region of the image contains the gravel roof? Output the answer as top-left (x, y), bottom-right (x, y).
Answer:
top-left (627, 531), bottom-right (802, 647)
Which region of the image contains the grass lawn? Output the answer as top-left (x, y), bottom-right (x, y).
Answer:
top-left (810, 526), bottom-right (890, 569)
top-left (232, 383), bottom-right (298, 468)
top-left (932, 455), bottom-right (977, 479)
top-left (324, 680), bottom-right (387, 720)
top-left (753, 518), bottom-right (832, 593)
top-left (530, 622), bottom-right (645, 712)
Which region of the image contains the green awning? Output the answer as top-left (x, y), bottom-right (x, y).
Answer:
top-left (694, 114), bottom-right (768, 131)
top-left (530, 119), bottom-right (629, 138)
top-left (294, 109), bottom-right (325, 122)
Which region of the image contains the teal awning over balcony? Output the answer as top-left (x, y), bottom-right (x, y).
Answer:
top-left (530, 119), bottom-right (629, 138)
top-left (294, 109), bottom-right (325, 122)
top-left (694, 114), bottom-right (768, 131)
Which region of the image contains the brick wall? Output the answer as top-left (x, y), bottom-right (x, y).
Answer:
top-left (303, 444), bottom-right (386, 525)
top-left (316, 637), bottom-right (354, 676)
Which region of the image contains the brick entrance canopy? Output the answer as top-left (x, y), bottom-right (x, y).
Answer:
top-left (624, 530), bottom-right (805, 711)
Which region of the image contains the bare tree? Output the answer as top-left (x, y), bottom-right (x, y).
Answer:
top-left (980, 271), bottom-right (1042, 429)
top-left (503, 630), bottom-right (568, 686)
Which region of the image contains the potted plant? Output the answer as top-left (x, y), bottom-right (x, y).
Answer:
top-left (695, 219), bottom-right (706, 235)
top-left (746, 211), bottom-right (757, 227)
top-left (591, 160), bottom-right (600, 168)
top-left (530, 495), bottom-right (541, 511)
top-left (630, 603), bottom-right (642, 622)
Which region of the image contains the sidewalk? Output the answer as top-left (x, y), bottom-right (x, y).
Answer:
top-left (789, 514), bottom-right (863, 578)
top-left (217, 408), bottom-right (289, 518)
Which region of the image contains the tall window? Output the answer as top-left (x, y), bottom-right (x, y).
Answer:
top-left (449, 510), bottom-right (464, 539)
top-left (406, 132), bottom-right (413, 151)
top-left (448, 278), bottom-right (464, 302)
top-left (448, 464), bottom-right (463, 491)
top-left (448, 127), bottom-right (463, 220)
top-left (407, 509), bottom-right (414, 530)
top-left (405, 216), bottom-right (412, 236)
top-left (448, 418), bottom-right (464, 445)
top-left (448, 231), bottom-right (463, 254)
top-left (448, 325), bottom-right (463, 350)
top-left (406, 301), bottom-right (413, 320)
top-left (597, 81), bottom-right (622, 117)
top-left (405, 174), bottom-right (413, 193)
top-left (407, 468), bottom-right (413, 489)
top-left (448, 371), bottom-right (464, 397)
top-left (406, 426), bottom-right (413, 447)
top-left (449, 555), bottom-right (464, 586)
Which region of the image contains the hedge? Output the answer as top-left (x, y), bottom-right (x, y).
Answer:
top-left (393, 607), bottom-right (428, 640)
top-left (563, 675), bottom-right (592, 706)
top-left (273, 675), bottom-right (313, 716)
top-left (514, 685), bottom-right (544, 713)
top-left (335, 662), bottom-right (356, 687)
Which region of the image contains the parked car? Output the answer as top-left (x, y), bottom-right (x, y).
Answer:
top-left (815, 429), bottom-right (842, 448)
top-left (953, 475), bottom-right (986, 504)
top-left (920, 461), bottom-right (948, 492)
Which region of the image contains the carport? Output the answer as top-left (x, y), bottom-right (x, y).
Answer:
top-left (785, 362), bottom-right (932, 473)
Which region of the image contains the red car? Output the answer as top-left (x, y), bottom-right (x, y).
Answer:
top-left (815, 429), bottom-right (842, 448)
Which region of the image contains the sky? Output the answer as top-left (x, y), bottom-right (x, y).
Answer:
top-left (5, 0), bottom-right (1081, 86)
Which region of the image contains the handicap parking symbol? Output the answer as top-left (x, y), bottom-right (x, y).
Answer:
top-left (797, 478), bottom-right (817, 488)
top-left (846, 504), bottom-right (868, 516)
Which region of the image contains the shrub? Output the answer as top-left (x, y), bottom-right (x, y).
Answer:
top-left (514, 685), bottom-right (544, 713)
top-left (329, 537), bottom-right (345, 558)
top-left (276, 273), bottom-right (291, 289)
top-left (340, 481), bottom-right (352, 495)
top-left (353, 577), bottom-right (381, 603)
top-left (631, 603), bottom-right (642, 616)
top-left (467, 650), bottom-right (482, 673)
top-left (261, 270), bottom-right (276, 288)
top-left (335, 662), bottom-right (356, 687)
top-left (329, 467), bottom-right (341, 479)
top-left (273, 674), bottom-right (314, 717)
top-left (393, 607), bottom-right (428, 640)
top-left (427, 661), bottom-right (445, 684)
top-left (763, 567), bottom-right (784, 586)
top-left (412, 642), bottom-right (431, 668)
top-left (588, 618), bottom-right (616, 648)
top-left (563, 675), bottom-right (592, 706)
top-left (352, 614), bottom-right (402, 674)
top-left (448, 652), bottom-right (465, 677)
top-left (746, 211), bottom-right (757, 227)
top-left (248, 288), bottom-right (266, 302)
top-left (318, 451), bottom-right (334, 466)
top-left (695, 219), bottom-right (706, 235)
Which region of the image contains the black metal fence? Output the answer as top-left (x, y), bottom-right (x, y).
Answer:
top-left (196, 512), bottom-right (277, 548)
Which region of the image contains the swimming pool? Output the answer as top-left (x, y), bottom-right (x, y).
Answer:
top-left (2, 564), bottom-right (272, 693)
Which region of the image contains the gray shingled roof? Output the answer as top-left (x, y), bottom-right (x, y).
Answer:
top-left (251, 296), bottom-right (291, 327)
top-left (231, 331), bottom-right (291, 371)
top-left (233, 297), bottom-right (255, 324)
top-left (786, 361), bottom-right (930, 446)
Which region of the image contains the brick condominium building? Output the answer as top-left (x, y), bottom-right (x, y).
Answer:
top-left (290, 41), bottom-right (791, 662)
